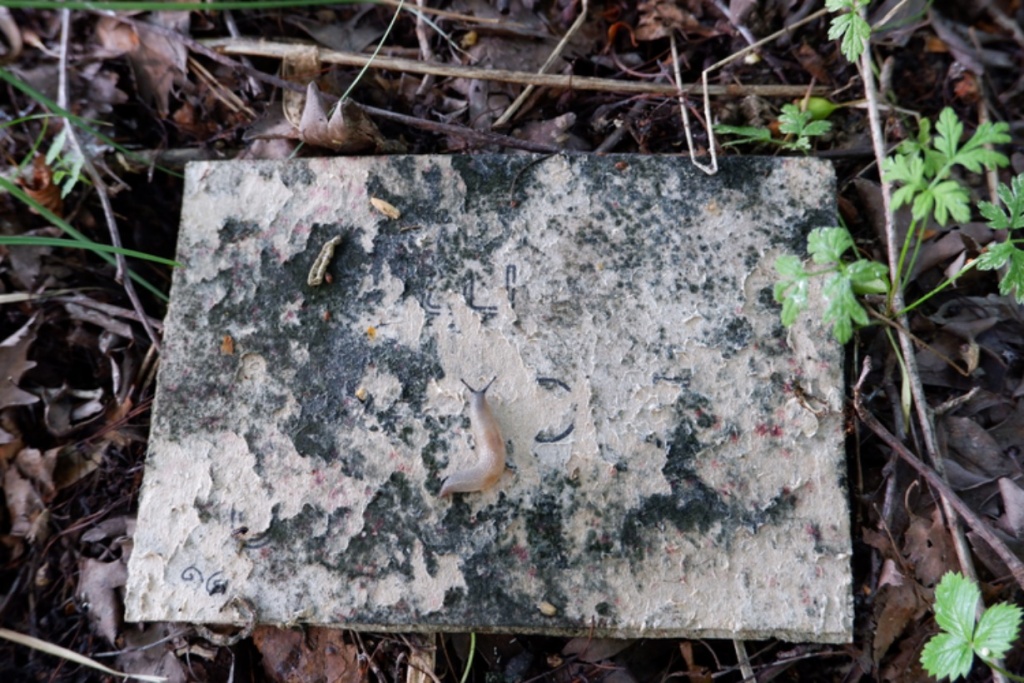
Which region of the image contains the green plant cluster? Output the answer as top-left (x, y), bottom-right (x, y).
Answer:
top-left (773, 106), bottom-right (1015, 342)
top-left (920, 572), bottom-right (1022, 681)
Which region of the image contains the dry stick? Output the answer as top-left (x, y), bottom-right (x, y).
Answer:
top-left (202, 36), bottom-right (827, 99)
top-left (109, 17), bottom-right (562, 154)
top-left (857, 17), bottom-right (978, 584)
top-left (492, 0), bottom-right (590, 128)
top-left (671, 33), bottom-right (714, 175)
top-left (853, 358), bottom-right (1024, 591)
top-left (56, 10), bottom-right (161, 352)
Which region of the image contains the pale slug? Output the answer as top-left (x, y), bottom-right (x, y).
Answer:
top-left (439, 377), bottom-right (506, 497)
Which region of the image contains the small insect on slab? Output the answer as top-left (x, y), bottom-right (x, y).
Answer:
top-left (306, 235), bottom-right (343, 287)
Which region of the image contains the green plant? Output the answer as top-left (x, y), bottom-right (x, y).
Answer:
top-left (920, 572), bottom-right (1022, 681)
top-left (774, 227), bottom-right (888, 343)
top-left (774, 108), bottom-right (1014, 340)
top-left (44, 127), bottom-right (87, 199)
top-left (826, 0), bottom-right (872, 63)
top-left (715, 103), bottom-right (832, 153)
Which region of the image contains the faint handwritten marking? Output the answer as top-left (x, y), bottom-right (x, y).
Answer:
top-left (506, 264), bottom-right (517, 307)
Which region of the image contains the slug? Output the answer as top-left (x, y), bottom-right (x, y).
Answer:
top-left (439, 377), bottom-right (506, 497)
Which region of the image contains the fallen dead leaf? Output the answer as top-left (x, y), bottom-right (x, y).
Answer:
top-left (872, 577), bottom-right (930, 665)
top-left (4, 463), bottom-right (45, 539)
top-left (903, 506), bottom-right (956, 587)
top-left (253, 625), bottom-right (365, 683)
top-left (0, 316), bottom-right (40, 409)
top-left (78, 556), bottom-right (128, 646)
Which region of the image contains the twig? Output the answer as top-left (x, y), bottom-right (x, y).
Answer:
top-left (857, 7), bottom-right (977, 584)
top-left (672, 33), bottom-right (714, 175)
top-left (853, 358), bottom-right (1024, 591)
top-left (201, 36), bottom-right (829, 99)
top-left (732, 639), bottom-right (754, 682)
top-left (57, 9), bottom-right (161, 351)
top-left (492, 0), bottom-right (590, 127)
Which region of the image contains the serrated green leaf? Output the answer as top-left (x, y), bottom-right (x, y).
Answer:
top-left (979, 174), bottom-right (1024, 231)
top-left (828, 10), bottom-right (871, 63)
top-left (934, 572), bottom-right (980, 641)
top-left (774, 256), bottom-right (810, 327)
top-left (713, 124), bottom-right (773, 147)
top-left (975, 241), bottom-right (1016, 271)
top-left (883, 153), bottom-right (926, 191)
top-left (921, 631), bottom-right (975, 681)
top-left (808, 227), bottom-right (854, 264)
top-left (821, 272), bottom-right (866, 343)
top-left (931, 180), bottom-right (971, 225)
top-left (934, 108), bottom-right (963, 162)
top-left (801, 120), bottom-right (832, 137)
top-left (995, 248), bottom-right (1024, 302)
top-left (45, 126), bottom-right (67, 166)
top-left (824, 0), bottom-right (851, 11)
top-left (974, 603), bottom-right (1022, 661)
top-left (911, 188), bottom-right (936, 223)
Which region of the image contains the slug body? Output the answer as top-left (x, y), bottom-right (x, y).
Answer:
top-left (440, 378), bottom-right (506, 497)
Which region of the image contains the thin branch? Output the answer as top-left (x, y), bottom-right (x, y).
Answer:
top-left (200, 36), bottom-right (829, 99)
top-left (57, 9), bottom-right (161, 351)
top-left (858, 13), bottom-right (976, 582)
top-left (853, 358), bottom-right (1024, 591)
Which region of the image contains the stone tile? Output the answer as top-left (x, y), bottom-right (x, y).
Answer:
top-left (126, 155), bottom-right (851, 642)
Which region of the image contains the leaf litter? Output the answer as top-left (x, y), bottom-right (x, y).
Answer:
top-left (1, 0), bottom-right (1024, 680)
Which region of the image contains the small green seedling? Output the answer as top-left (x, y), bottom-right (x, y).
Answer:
top-left (715, 103), bottom-right (832, 153)
top-left (774, 226), bottom-right (888, 343)
top-left (921, 572), bottom-right (1022, 681)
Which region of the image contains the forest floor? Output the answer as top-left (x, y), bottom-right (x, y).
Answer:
top-left (1, 0), bottom-right (1023, 681)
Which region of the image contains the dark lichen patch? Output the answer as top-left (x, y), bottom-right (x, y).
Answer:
top-left (279, 162), bottom-right (316, 188)
top-left (525, 491), bottom-right (570, 569)
top-left (219, 218), bottom-right (261, 243)
top-left (711, 316), bottom-right (754, 358)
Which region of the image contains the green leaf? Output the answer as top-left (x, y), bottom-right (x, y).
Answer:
top-left (714, 124), bottom-right (772, 147)
top-left (933, 572), bottom-right (980, 642)
top-left (975, 241), bottom-right (1017, 271)
top-left (821, 272), bottom-right (867, 343)
top-left (979, 174), bottom-right (1024, 231)
top-left (920, 631), bottom-right (975, 681)
top-left (846, 259), bottom-right (889, 295)
top-left (930, 180), bottom-right (971, 225)
top-left (773, 255), bottom-right (809, 327)
top-left (827, 10), bottom-right (871, 63)
top-left (994, 247), bottom-right (1024, 302)
top-left (953, 122), bottom-right (1011, 173)
top-left (808, 227), bottom-right (854, 264)
top-left (973, 602), bottom-right (1023, 662)
top-left (934, 108), bottom-right (964, 163)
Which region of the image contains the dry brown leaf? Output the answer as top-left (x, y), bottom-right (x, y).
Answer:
top-left (14, 447), bottom-right (57, 502)
top-left (4, 464), bottom-right (45, 539)
top-left (903, 506), bottom-right (956, 587)
top-left (281, 45), bottom-right (320, 130)
top-left (941, 415), bottom-right (1010, 478)
top-left (635, 0), bottom-right (700, 41)
top-left (872, 579), bottom-right (930, 665)
top-left (20, 155), bottom-right (63, 217)
top-left (0, 317), bottom-right (39, 410)
top-left (298, 83), bottom-right (388, 153)
top-left (253, 625), bottom-right (364, 683)
top-left (95, 15), bottom-right (140, 55)
top-left (127, 12), bottom-right (189, 116)
top-left (78, 556), bottom-right (128, 646)
top-left (116, 623), bottom-right (187, 683)
top-left (997, 477), bottom-right (1024, 538)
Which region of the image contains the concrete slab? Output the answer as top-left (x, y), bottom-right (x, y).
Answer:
top-left (126, 155), bottom-right (852, 642)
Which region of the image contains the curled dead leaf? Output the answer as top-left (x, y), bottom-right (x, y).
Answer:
top-left (298, 82), bottom-right (387, 153)
top-left (20, 156), bottom-right (63, 217)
